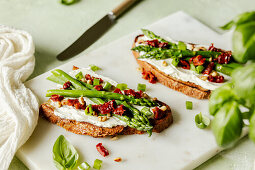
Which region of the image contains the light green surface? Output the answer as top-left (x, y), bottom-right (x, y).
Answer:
top-left (0, 0), bottom-right (254, 169)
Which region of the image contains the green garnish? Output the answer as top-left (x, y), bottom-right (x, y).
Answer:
top-left (186, 101), bottom-right (193, 110)
top-left (78, 162), bottom-right (91, 170)
top-left (190, 63), bottom-right (196, 72)
top-left (103, 82), bottom-right (112, 91)
top-left (85, 104), bottom-right (93, 115)
top-left (75, 71), bottom-right (83, 80)
top-left (89, 64), bottom-right (101, 72)
top-left (172, 58), bottom-right (179, 66)
top-left (93, 78), bottom-right (100, 85)
top-left (53, 135), bottom-right (79, 170)
top-left (178, 41), bottom-right (187, 50)
top-left (137, 83), bottom-right (146, 91)
top-left (116, 83), bottom-right (127, 90)
top-left (61, 0), bottom-right (78, 5)
top-left (195, 65), bottom-right (204, 74)
top-left (195, 113), bottom-right (210, 129)
top-left (93, 159), bottom-right (102, 170)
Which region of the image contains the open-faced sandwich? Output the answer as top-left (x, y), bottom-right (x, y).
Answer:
top-left (132, 29), bottom-right (242, 99)
top-left (40, 66), bottom-right (173, 137)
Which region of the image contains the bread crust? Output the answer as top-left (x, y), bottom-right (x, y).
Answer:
top-left (40, 100), bottom-right (173, 138)
top-left (132, 35), bottom-right (211, 99)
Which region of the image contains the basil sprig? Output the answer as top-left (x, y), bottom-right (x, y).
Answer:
top-left (221, 11), bottom-right (255, 63)
top-left (53, 135), bottom-right (79, 170)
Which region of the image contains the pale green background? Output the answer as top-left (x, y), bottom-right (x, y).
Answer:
top-left (1, 0), bottom-right (254, 169)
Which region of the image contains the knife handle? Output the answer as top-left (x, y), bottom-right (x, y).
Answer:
top-left (112, 0), bottom-right (138, 18)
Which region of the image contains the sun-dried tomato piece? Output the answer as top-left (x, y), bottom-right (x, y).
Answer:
top-left (152, 107), bottom-right (165, 120)
top-left (208, 43), bottom-right (224, 52)
top-left (94, 85), bottom-right (103, 91)
top-left (96, 143), bottom-right (109, 157)
top-left (98, 100), bottom-right (116, 114)
top-left (158, 42), bottom-right (169, 48)
top-left (189, 55), bottom-right (206, 66)
top-left (208, 75), bottom-right (224, 83)
top-left (50, 95), bottom-right (64, 102)
top-left (124, 89), bottom-right (143, 98)
top-left (113, 88), bottom-right (123, 94)
top-left (72, 66), bottom-right (79, 70)
top-left (113, 105), bottom-right (126, 116)
top-left (215, 51), bottom-right (232, 64)
top-left (66, 99), bottom-right (86, 110)
top-left (63, 81), bottom-right (72, 89)
top-left (203, 62), bottom-right (215, 75)
top-left (142, 70), bottom-right (157, 84)
top-left (145, 39), bottom-right (159, 47)
top-left (179, 60), bottom-right (190, 69)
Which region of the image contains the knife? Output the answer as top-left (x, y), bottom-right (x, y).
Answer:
top-left (57, 0), bottom-right (139, 60)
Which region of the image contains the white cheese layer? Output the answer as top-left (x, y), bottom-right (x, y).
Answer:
top-left (136, 36), bottom-right (230, 90)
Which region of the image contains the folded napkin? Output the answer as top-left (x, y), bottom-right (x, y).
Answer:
top-left (0, 26), bottom-right (38, 170)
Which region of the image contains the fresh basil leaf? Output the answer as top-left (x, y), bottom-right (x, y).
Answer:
top-left (232, 63), bottom-right (255, 108)
top-left (209, 83), bottom-right (237, 116)
top-left (248, 108), bottom-right (255, 142)
top-left (221, 11), bottom-right (255, 30)
top-left (53, 135), bottom-right (79, 170)
top-left (233, 21), bottom-right (255, 63)
top-left (211, 101), bottom-right (243, 147)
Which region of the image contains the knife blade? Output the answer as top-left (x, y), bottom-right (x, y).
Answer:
top-left (57, 0), bottom-right (138, 61)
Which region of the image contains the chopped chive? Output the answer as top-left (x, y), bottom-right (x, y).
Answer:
top-left (75, 71), bottom-right (83, 80)
top-left (195, 112), bottom-right (210, 129)
top-left (85, 104), bottom-right (93, 115)
top-left (89, 64), bottom-right (101, 72)
top-left (186, 101), bottom-right (193, 110)
top-left (116, 83), bottom-right (127, 90)
top-left (172, 58), bottom-right (179, 66)
top-left (178, 41), bottom-right (187, 50)
top-left (93, 159), bottom-right (102, 170)
top-left (103, 82), bottom-right (112, 91)
top-left (93, 78), bottom-right (100, 85)
top-left (190, 63), bottom-right (196, 72)
top-left (195, 65), bottom-right (204, 74)
top-left (61, 0), bottom-right (78, 5)
top-left (78, 162), bottom-right (91, 170)
top-left (137, 83), bottom-right (146, 91)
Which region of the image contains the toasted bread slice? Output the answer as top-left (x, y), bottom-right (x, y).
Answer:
top-left (132, 35), bottom-right (211, 99)
top-left (40, 100), bottom-right (173, 138)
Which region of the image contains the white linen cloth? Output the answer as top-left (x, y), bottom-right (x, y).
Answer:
top-left (0, 25), bottom-right (38, 170)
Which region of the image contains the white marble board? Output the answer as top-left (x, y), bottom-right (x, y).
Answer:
top-left (18, 11), bottom-right (233, 170)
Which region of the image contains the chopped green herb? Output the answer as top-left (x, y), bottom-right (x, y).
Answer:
top-left (116, 83), bottom-right (127, 90)
top-left (190, 63), bottom-right (196, 72)
top-left (103, 82), bottom-right (112, 91)
top-left (61, 0), bottom-right (78, 5)
top-left (178, 41), bottom-right (187, 50)
top-left (137, 83), bottom-right (146, 91)
top-left (195, 112), bottom-right (210, 129)
top-left (89, 64), bottom-right (101, 72)
top-left (93, 159), bottom-right (102, 170)
top-left (195, 65), bottom-right (204, 74)
top-left (75, 71), bottom-right (83, 80)
top-left (85, 104), bottom-right (93, 115)
top-left (172, 58), bottom-right (179, 66)
top-left (93, 78), bottom-right (100, 85)
top-left (78, 162), bottom-right (91, 170)
top-left (186, 101), bottom-right (193, 110)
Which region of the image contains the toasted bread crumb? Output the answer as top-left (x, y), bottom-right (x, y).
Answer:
top-left (81, 78), bottom-right (86, 83)
top-left (138, 39), bottom-right (145, 44)
top-left (87, 80), bottom-right (92, 84)
top-left (162, 61), bottom-right (168, 67)
top-left (136, 67), bottom-right (143, 72)
top-left (210, 71), bottom-right (218, 77)
top-left (111, 136), bottom-right (119, 141)
top-left (56, 101), bottom-right (62, 108)
top-left (160, 106), bottom-right (167, 111)
top-left (79, 97), bottom-right (85, 105)
top-left (114, 157), bottom-right (122, 162)
top-left (98, 116), bottom-right (108, 122)
top-left (199, 76), bottom-right (208, 81)
top-left (153, 97), bottom-right (158, 101)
